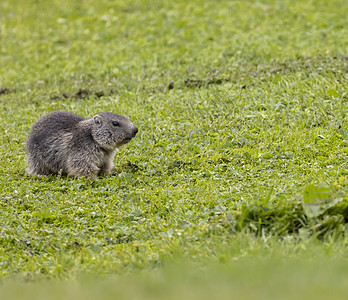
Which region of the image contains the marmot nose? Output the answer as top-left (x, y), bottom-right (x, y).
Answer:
top-left (132, 126), bottom-right (138, 137)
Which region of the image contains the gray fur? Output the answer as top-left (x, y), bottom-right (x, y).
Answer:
top-left (26, 111), bottom-right (138, 178)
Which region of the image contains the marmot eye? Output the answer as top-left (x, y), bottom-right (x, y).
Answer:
top-left (112, 121), bottom-right (120, 126)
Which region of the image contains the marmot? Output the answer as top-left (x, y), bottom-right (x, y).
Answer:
top-left (26, 111), bottom-right (138, 178)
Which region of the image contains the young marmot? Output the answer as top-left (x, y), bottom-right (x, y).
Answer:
top-left (26, 111), bottom-right (138, 178)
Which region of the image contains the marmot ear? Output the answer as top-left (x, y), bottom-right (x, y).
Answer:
top-left (93, 115), bottom-right (103, 126)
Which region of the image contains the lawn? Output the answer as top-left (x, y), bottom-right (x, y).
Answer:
top-left (0, 0), bottom-right (348, 298)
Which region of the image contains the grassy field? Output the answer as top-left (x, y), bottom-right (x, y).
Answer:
top-left (0, 0), bottom-right (348, 298)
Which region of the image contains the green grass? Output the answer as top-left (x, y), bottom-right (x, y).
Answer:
top-left (0, 0), bottom-right (348, 297)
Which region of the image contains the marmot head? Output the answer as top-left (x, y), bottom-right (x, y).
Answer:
top-left (91, 112), bottom-right (138, 150)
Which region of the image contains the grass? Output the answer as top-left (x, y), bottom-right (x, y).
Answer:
top-left (0, 0), bottom-right (348, 297)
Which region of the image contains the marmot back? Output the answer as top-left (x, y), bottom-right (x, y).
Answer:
top-left (26, 111), bottom-right (138, 178)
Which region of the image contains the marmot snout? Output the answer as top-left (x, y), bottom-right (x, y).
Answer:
top-left (26, 111), bottom-right (138, 178)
